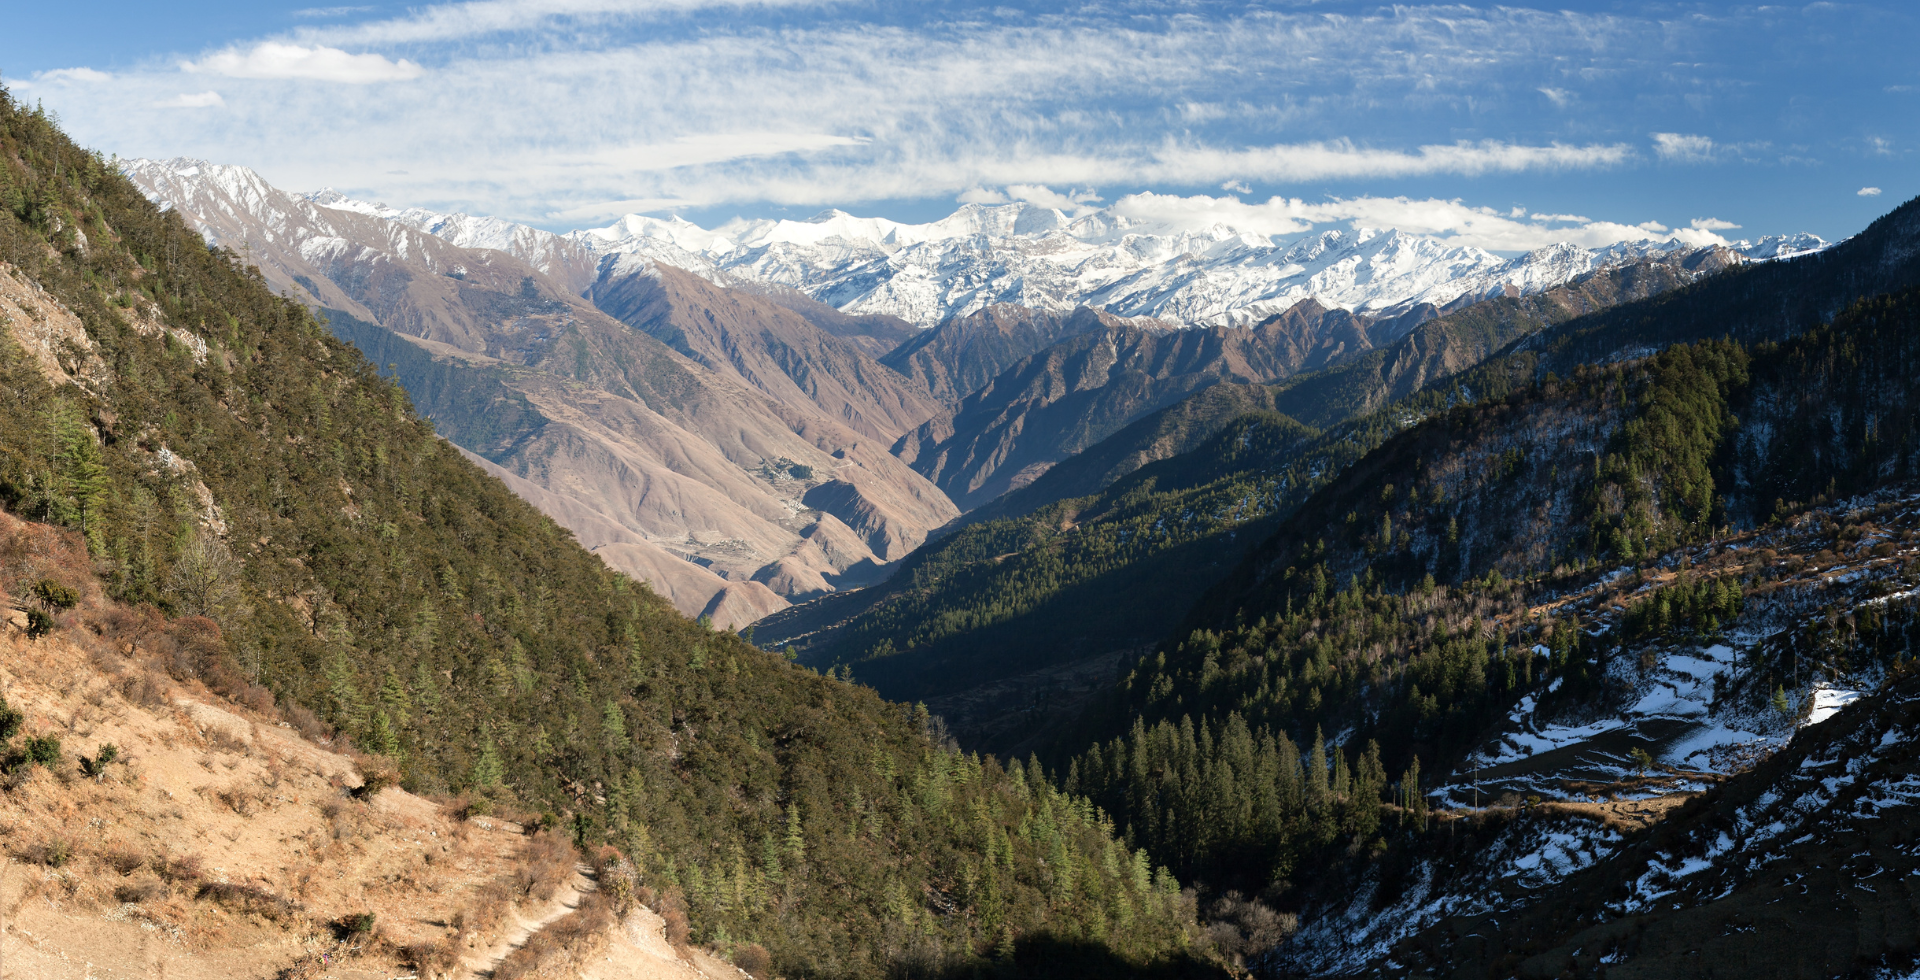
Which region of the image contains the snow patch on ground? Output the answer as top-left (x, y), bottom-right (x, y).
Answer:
top-left (1807, 687), bottom-right (1863, 726)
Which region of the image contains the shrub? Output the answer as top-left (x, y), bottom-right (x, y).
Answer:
top-left (101, 844), bottom-right (145, 875)
top-left (351, 766), bottom-right (399, 799)
top-left (662, 906), bottom-right (690, 946)
top-left (23, 608), bottom-right (53, 640)
top-left (201, 882), bottom-right (302, 922)
top-left (337, 911), bottom-right (376, 936)
top-left (658, 891), bottom-right (690, 946)
top-left (404, 939), bottom-right (459, 975)
top-left (734, 943), bottom-right (772, 979)
top-left (21, 838), bottom-right (71, 867)
top-left (25, 735), bottom-right (60, 767)
top-left (30, 579), bottom-right (78, 609)
top-left (117, 670), bottom-right (170, 709)
top-left (283, 701), bottom-right (333, 742)
top-left (154, 854), bottom-right (203, 884)
top-left (114, 879), bottom-right (163, 904)
top-left (512, 832), bottom-right (577, 901)
top-left (79, 743), bottom-right (119, 777)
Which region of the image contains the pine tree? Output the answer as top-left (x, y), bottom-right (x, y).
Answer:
top-left (471, 739), bottom-right (504, 789)
top-left (366, 710), bottom-right (400, 757)
top-left (377, 669), bottom-right (412, 728)
top-left (784, 801), bottom-right (805, 862)
top-left (412, 662), bottom-right (443, 714)
top-left (602, 700), bottom-right (628, 752)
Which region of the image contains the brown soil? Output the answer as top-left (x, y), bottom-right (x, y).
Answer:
top-left (0, 507), bottom-right (744, 980)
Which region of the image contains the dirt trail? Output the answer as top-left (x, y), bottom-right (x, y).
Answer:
top-left (462, 863), bottom-right (597, 978)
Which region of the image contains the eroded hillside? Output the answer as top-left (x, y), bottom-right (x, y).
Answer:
top-left (0, 509), bottom-right (763, 980)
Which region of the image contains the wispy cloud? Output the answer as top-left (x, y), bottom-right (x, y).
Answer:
top-left (21, 1), bottom-right (1887, 231)
top-left (1090, 192), bottom-right (1742, 252)
top-left (304, 0), bottom-right (835, 46)
top-left (1860, 187), bottom-right (1883, 196)
top-left (1154, 140), bottom-right (1632, 184)
top-left (1651, 133), bottom-right (1717, 164)
top-left (35, 67), bottom-right (113, 84)
top-left (185, 43), bottom-right (424, 83)
top-left (155, 91), bottom-right (226, 109)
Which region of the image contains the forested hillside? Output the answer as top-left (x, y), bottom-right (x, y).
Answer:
top-left (1053, 284), bottom-right (1920, 956)
top-left (0, 88), bottom-right (1220, 979)
top-left (763, 198), bottom-right (1920, 758)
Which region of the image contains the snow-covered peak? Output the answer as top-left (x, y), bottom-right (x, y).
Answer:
top-left (1732, 232), bottom-right (1831, 261)
top-left (121, 156), bottom-right (1825, 330)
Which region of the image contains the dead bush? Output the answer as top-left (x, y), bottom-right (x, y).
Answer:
top-left (1203, 891), bottom-right (1297, 966)
top-left (216, 786), bottom-right (259, 816)
top-left (658, 890), bottom-right (690, 946)
top-left (205, 726), bottom-right (250, 755)
top-left (734, 943), bottom-right (772, 979)
top-left (454, 878), bottom-right (516, 941)
top-left (405, 939), bottom-right (460, 976)
top-left (662, 906), bottom-right (690, 946)
top-left (199, 881), bottom-right (303, 923)
top-left (283, 701), bottom-right (332, 743)
top-left (492, 893), bottom-right (615, 980)
top-left (114, 878), bottom-right (164, 904)
top-left (154, 853), bottom-right (203, 884)
top-left (18, 837), bottom-right (72, 867)
top-left (589, 844), bottom-right (625, 876)
top-left (100, 844), bottom-right (146, 875)
top-left (117, 670), bottom-right (171, 709)
top-left (513, 831), bottom-right (576, 901)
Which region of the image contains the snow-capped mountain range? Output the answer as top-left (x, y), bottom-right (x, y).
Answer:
top-left (560, 208), bottom-right (1825, 328)
top-left (136, 158), bottom-right (1827, 329)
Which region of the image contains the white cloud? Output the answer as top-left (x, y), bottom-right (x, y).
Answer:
top-left (1689, 217), bottom-right (1740, 231)
top-left (1859, 187), bottom-right (1883, 196)
top-left (1158, 139), bottom-right (1631, 184)
top-left (1538, 87), bottom-right (1572, 107)
top-left (1651, 133), bottom-right (1716, 164)
top-left (22, 4), bottom-right (1811, 226)
top-left (36, 67), bottom-right (113, 84)
top-left (956, 188), bottom-right (1010, 205)
top-left (185, 43), bottom-right (424, 83)
top-left (1094, 192), bottom-right (1737, 252)
top-left (156, 91), bottom-right (227, 109)
top-left (584, 133), bottom-right (867, 172)
top-left (307, 0), bottom-right (834, 46)
top-left (545, 196), bottom-right (703, 221)
top-left (1004, 184), bottom-right (1102, 213)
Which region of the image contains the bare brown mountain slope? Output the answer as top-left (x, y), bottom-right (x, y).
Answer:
top-left (891, 299), bottom-right (1382, 510)
top-left (0, 510), bottom-right (744, 980)
top-left (121, 161), bottom-right (960, 625)
top-left (586, 258), bottom-right (945, 442)
top-left (958, 248), bottom-right (1733, 526)
top-left (879, 304), bottom-right (1169, 409)
top-left (734, 280), bottom-right (919, 359)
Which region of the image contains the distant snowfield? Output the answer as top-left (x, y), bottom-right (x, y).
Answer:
top-left (554, 205), bottom-right (1828, 329)
top-left (298, 175), bottom-right (1828, 329)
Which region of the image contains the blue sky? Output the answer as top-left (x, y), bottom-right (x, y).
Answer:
top-left (6, 1), bottom-right (1915, 247)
